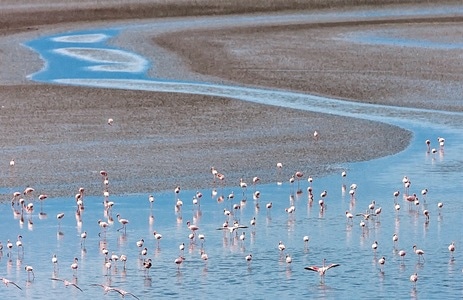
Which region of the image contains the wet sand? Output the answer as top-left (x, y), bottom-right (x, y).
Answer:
top-left (2, 1), bottom-right (459, 197)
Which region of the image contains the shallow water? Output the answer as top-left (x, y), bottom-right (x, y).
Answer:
top-left (6, 4), bottom-right (463, 299)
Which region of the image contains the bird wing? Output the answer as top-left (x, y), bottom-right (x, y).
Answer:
top-left (71, 283), bottom-right (83, 292)
top-left (50, 277), bottom-right (64, 282)
top-left (126, 292), bottom-right (141, 300)
top-left (327, 263), bottom-right (340, 270)
top-left (304, 266), bottom-right (320, 272)
top-left (1, 278), bottom-right (22, 290)
top-left (9, 281), bottom-right (22, 290)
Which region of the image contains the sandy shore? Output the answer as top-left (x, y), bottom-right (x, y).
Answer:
top-left (2, 1), bottom-right (460, 197)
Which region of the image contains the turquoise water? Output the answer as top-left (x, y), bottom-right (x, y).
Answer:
top-left (5, 4), bottom-right (463, 299)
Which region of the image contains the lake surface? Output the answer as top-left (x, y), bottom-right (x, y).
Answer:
top-left (3, 4), bottom-right (462, 299)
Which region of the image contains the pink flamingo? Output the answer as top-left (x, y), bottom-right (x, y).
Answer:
top-left (304, 258), bottom-right (340, 283)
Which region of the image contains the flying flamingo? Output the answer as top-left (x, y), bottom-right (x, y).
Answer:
top-left (304, 258), bottom-right (340, 283)
top-left (0, 277), bottom-right (22, 290)
top-left (50, 277), bottom-right (83, 292)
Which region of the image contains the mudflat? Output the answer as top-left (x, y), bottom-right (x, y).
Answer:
top-left (2, 0), bottom-right (459, 197)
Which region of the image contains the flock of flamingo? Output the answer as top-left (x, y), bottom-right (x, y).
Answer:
top-left (0, 134), bottom-right (454, 298)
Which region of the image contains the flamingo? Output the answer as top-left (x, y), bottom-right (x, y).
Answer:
top-left (398, 250), bottom-right (406, 263)
top-left (276, 163), bottom-right (283, 185)
top-left (120, 254), bottom-right (127, 269)
top-left (295, 171), bottom-right (304, 194)
top-left (304, 258), bottom-right (340, 283)
top-left (239, 178), bottom-right (247, 196)
top-left (245, 253), bottom-right (252, 265)
top-left (116, 214), bottom-right (129, 233)
top-left (345, 211), bottom-right (354, 224)
top-left (52, 254), bottom-right (59, 272)
top-left (448, 242), bottom-right (456, 258)
top-left (250, 217), bottom-right (256, 228)
top-left (50, 277), bottom-right (83, 292)
top-left (341, 170), bottom-right (347, 179)
top-left (152, 230), bottom-right (164, 247)
top-left (70, 257), bottom-right (79, 275)
top-left (392, 233), bottom-right (398, 247)
top-left (143, 258), bottom-right (152, 273)
top-left (56, 212), bottom-right (64, 229)
top-left (16, 235), bottom-right (24, 255)
top-left (148, 195), bottom-right (155, 209)
top-left (109, 287), bottom-right (140, 300)
top-left (239, 232), bottom-right (246, 245)
top-left (0, 277), bottom-right (22, 290)
top-left (80, 231), bottom-right (87, 247)
top-left (368, 200), bottom-right (376, 213)
top-left (374, 207), bottom-right (382, 221)
top-left (410, 272), bottom-right (418, 287)
top-left (313, 130), bottom-right (319, 140)
top-left (98, 219), bottom-right (109, 237)
top-left (423, 210), bottom-right (430, 223)
top-left (413, 245), bottom-right (425, 262)
top-left (201, 250), bottom-right (208, 261)
top-left (278, 241), bottom-right (286, 253)
top-left (425, 139), bottom-right (431, 152)
top-left (266, 202), bottom-right (273, 216)
top-left (378, 256), bottom-right (386, 272)
top-left (174, 256), bottom-right (185, 270)
top-left (405, 194), bottom-right (417, 208)
top-left (179, 243), bottom-right (185, 255)
top-left (371, 241), bottom-right (378, 253)
top-left (285, 254), bottom-right (292, 264)
top-left (303, 236), bottom-right (310, 249)
top-left (25, 265), bottom-right (34, 281)
top-left (252, 176), bottom-right (260, 190)
top-left (186, 221), bottom-right (199, 233)
top-left (210, 166), bottom-right (218, 183)
top-left (6, 239), bottom-right (13, 256)
top-left (393, 190), bottom-right (400, 202)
